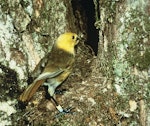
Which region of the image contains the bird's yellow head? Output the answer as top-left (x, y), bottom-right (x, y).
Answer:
top-left (55, 32), bottom-right (79, 54)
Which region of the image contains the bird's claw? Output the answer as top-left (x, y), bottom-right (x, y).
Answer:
top-left (55, 107), bottom-right (75, 118)
top-left (63, 107), bottom-right (75, 113)
top-left (55, 89), bottom-right (67, 95)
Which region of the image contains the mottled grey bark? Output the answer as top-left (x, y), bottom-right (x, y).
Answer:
top-left (94, 0), bottom-right (150, 125)
top-left (0, 0), bottom-right (78, 125)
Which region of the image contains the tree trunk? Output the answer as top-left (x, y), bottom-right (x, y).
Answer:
top-left (0, 0), bottom-right (80, 125)
top-left (94, 0), bottom-right (150, 125)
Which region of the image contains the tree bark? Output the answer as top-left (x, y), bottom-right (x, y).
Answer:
top-left (94, 0), bottom-right (150, 125)
top-left (0, 0), bottom-right (79, 125)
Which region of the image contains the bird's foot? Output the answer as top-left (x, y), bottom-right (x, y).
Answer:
top-left (55, 89), bottom-right (67, 95)
top-left (55, 105), bottom-right (75, 118)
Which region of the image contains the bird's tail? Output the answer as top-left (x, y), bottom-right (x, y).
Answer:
top-left (19, 79), bottom-right (45, 102)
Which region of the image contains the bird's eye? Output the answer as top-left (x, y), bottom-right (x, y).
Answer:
top-left (72, 35), bottom-right (75, 39)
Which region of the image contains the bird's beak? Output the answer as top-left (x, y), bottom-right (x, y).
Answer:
top-left (75, 36), bottom-right (80, 45)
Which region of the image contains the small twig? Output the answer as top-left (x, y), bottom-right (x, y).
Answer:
top-left (139, 100), bottom-right (146, 126)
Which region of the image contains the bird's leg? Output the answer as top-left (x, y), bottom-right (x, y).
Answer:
top-left (46, 84), bottom-right (74, 116)
top-left (50, 95), bottom-right (74, 115)
top-left (50, 96), bottom-right (63, 112)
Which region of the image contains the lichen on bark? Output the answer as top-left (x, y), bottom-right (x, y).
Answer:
top-left (94, 0), bottom-right (150, 125)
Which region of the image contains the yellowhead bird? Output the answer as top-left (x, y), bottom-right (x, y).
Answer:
top-left (19, 32), bottom-right (79, 113)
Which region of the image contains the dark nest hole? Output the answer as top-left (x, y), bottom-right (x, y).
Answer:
top-left (72, 0), bottom-right (99, 55)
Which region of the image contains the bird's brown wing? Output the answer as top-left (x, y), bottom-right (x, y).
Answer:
top-left (19, 69), bottom-right (64, 102)
top-left (19, 79), bottom-right (45, 102)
